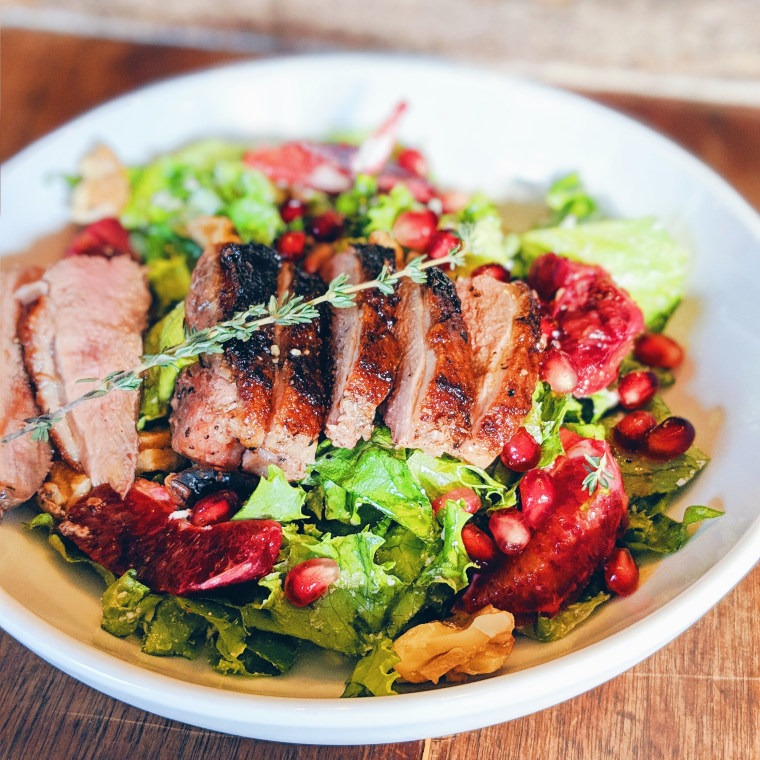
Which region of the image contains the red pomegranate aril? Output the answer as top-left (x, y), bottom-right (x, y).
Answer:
top-left (431, 487), bottom-right (481, 516)
top-left (489, 510), bottom-right (531, 555)
top-left (618, 370), bottom-right (659, 410)
top-left (284, 558), bottom-right (340, 607)
top-left (461, 524), bottom-right (500, 565)
top-left (425, 230), bottom-right (460, 260)
top-left (397, 148), bottom-right (428, 177)
top-left (66, 218), bottom-right (135, 260)
top-left (501, 427), bottom-right (541, 472)
top-left (519, 469), bottom-right (556, 529)
top-left (613, 410), bottom-right (658, 451)
top-left (541, 349), bottom-right (578, 394)
top-left (277, 230), bottom-right (306, 260)
top-left (528, 252), bottom-right (564, 301)
top-left (189, 490), bottom-right (241, 527)
top-left (471, 263), bottom-right (511, 282)
top-left (604, 547), bottom-right (639, 596)
top-left (309, 210), bottom-right (344, 242)
top-left (393, 209), bottom-right (438, 250)
top-left (280, 198), bottom-right (306, 223)
top-left (634, 332), bottom-right (684, 369)
top-left (645, 416), bottom-right (695, 460)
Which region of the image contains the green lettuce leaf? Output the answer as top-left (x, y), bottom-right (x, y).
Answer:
top-left (141, 597), bottom-right (205, 658)
top-left (342, 638), bottom-right (400, 697)
top-left (241, 530), bottom-right (404, 656)
top-left (406, 450), bottom-right (514, 508)
top-left (454, 194), bottom-right (515, 274)
top-left (232, 465), bottom-right (307, 523)
top-left (520, 218), bottom-right (689, 330)
top-left (519, 589), bottom-right (610, 642)
top-left (521, 381), bottom-right (569, 468)
top-left (138, 301), bottom-right (193, 428)
top-left (623, 503), bottom-right (723, 555)
top-left (314, 431), bottom-right (433, 539)
top-left (101, 570), bottom-right (161, 637)
top-left (145, 252), bottom-right (192, 315)
top-left (365, 184), bottom-right (416, 234)
top-left (544, 172), bottom-right (598, 225)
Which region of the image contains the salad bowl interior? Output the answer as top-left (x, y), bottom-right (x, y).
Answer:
top-left (1, 54), bottom-right (760, 744)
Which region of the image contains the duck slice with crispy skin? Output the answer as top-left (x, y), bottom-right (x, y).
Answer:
top-left (171, 242), bottom-right (282, 468)
top-left (455, 275), bottom-right (541, 468)
top-left (384, 267), bottom-right (475, 458)
top-left (0, 266), bottom-right (53, 515)
top-left (242, 262), bottom-right (331, 480)
top-left (321, 244), bottom-right (400, 449)
top-left (20, 255), bottom-right (150, 497)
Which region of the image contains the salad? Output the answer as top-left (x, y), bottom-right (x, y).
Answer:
top-left (1, 107), bottom-right (719, 697)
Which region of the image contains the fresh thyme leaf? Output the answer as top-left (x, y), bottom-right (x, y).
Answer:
top-left (582, 453), bottom-right (615, 494)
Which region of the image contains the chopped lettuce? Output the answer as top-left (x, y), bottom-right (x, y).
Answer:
top-left (406, 449), bottom-right (514, 508)
top-left (342, 638), bottom-right (400, 697)
top-left (544, 172), bottom-right (598, 225)
top-left (365, 184), bottom-right (416, 234)
top-left (520, 218), bottom-right (689, 330)
top-left (521, 381), bottom-right (569, 468)
top-left (232, 465), bottom-right (307, 523)
top-left (520, 589), bottom-right (610, 642)
top-left (145, 252), bottom-right (192, 315)
top-left (101, 570), bottom-right (160, 637)
top-left (454, 193), bottom-right (515, 274)
top-left (314, 430), bottom-right (433, 539)
top-left (138, 302), bottom-right (194, 429)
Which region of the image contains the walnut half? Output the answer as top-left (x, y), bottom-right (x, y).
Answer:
top-left (393, 605), bottom-right (515, 685)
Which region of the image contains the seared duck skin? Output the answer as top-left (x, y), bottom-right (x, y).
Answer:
top-left (456, 275), bottom-right (541, 468)
top-left (242, 263), bottom-right (331, 480)
top-left (384, 267), bottom-right (475, 458)
top-left (0, 266), bottom-right (52, 514)
top-left (322, 244), bottom-right (400, 449)
top-left (171, 242), bottom-right (281, 468)
top-left (20, 255), bottom-right (150, 497)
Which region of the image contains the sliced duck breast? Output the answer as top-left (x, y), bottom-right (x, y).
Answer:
top-left (242, 263), bottom-right (330, 480)
top-left (384, 267), bottom-right (475, 457)
top-left (322, 244), bottom-right (400, 449)
top-left (171, 242), bottom-right (281, 466)
top-left (20, 255), bottom-right (150, 497)
top-left (0, 266), bottom-right (52, 515)
top-left (456, 275), bottom-right (541, 468)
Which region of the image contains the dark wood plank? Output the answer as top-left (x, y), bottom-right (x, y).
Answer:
top-left (2, 26), bottom-right (759, 760)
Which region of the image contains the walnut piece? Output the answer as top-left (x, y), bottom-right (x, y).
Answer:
top-left (37, 460), bottom-right (91, 518)
top-left (136, 428), bottom-right (185, 475)
top-left (70, 144), bottom-right (130, 224)
top-left (185, 215), bottom-right (241, 248)
top-left (393, 605), bottom-right (515, 685)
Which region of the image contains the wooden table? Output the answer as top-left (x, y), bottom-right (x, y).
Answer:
top-left (2, 28), bottom-right (759, 760)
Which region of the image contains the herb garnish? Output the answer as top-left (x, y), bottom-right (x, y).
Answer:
top-left (581, 453), bottom-right (615, 495)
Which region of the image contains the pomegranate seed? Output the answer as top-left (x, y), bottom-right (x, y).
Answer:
top-left (461, 524), bottom-right (500, 565)
top-left (541, 349), bottom-right (578, 394)
top-left (645, 416), bottom-right (695, 460)
top-left (277, 230), bottom-right (306, 260)
top-left (519, 469), bottom-right (556, 529)
top-left (397, 148), bottom-right (428, 177)
top-left (280, 198), bottom-right (306, 223)
top-left (309, 210), bottom-right (344, 242)
top-left (604, 547), bottom-right (639, 596)
top-left (618, 371), bottom-right (659, 410)
top-left (284, 558), bottom-right (340, 607)
top-left (500, 427), bottom-right (541, 472)
top-left (425, 230), bottom-right (460, 260)
top-left (189, 490), bottom-right (240, 527)
top-left (392, 209), bottom-right (438, 250)
top-left (471, 263), bottom-right (511, 282)
top-left (634, 332), bottom-right (684, 369)
top-left (613, 410), bottom-right (658, 451)
top-left (431, 487), bottom-right (481, 515)
top-left (438, 189), bottom-right (470, 215)
top-left (489, 510), bottom-right (531, 555)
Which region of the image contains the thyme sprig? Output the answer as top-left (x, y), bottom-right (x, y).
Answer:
top-left (2, 248), bottom-right (465, 445)
top-left (581, 452), bottom-right (615, 495)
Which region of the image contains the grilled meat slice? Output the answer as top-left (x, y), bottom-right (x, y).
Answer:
top-left (456, 276), bottom-right (541, 468)
top-left (322, 244), bottom-right (400, 449)
top-left (242, 264), bottom-right (330, 480)
top-left (0, 267), bottom-right (52, 514)
top-left (384, 267), bottom-right (475, 457)
top-left (171, 242), bottom-right (281, 466)
top-left (20, 255), bottom-right (150, 497)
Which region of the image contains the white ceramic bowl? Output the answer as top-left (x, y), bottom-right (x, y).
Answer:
top-left (1, 54), bottom-right (759, 745)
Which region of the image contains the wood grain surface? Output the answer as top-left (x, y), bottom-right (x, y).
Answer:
top-left (2, 28), bottom-right (759, 760)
